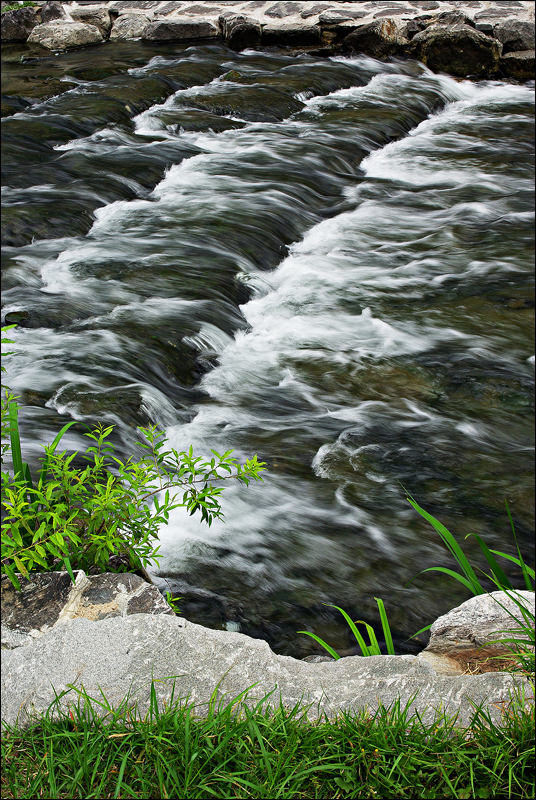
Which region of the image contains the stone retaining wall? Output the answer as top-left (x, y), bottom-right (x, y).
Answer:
top-left (2, 1), bottom-right (534, 79)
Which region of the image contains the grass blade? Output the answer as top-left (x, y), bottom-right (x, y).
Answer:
top-left (505, 499), bottom-right (535, 590)
top-left (375, 597), bottom-right (395, 655)
top-left (489, 551), bottom-right (535, 581)
top-left (325, 604), bottom-right (372, 657)
top-left (297, 632), bottom-right (340, 660)
top-left (409, 566), bottom-right (477, 593)
top-left (37, 420), bottom-right (78, 486)
top-left (8, 401), bottom-right (23, 479)
top-left (406, 496), bottom-right (484, 594)
top-left (467, 533), bottom-right (513, 590)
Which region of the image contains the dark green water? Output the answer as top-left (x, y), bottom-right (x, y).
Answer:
top-left (2, 40), bottom-right (534, 657)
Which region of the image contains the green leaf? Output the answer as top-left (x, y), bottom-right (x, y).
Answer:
top-left (375, 597), bottom-right (395, 655)
top-left (324, 604), bottom-right (372, 657)
top-left (466, 533), bottom-right (513, 590)
top-left (297, 631), bottom-right (341, 660)
top-left (3, 564), bottom-right (21, 591)
top-left (406, 496), bottom-right (483, 594)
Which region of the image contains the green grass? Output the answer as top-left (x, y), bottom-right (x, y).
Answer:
top-left (1, 684), bottom-right (534, 799)
top-left (1, 1), bottom-right (38, 13)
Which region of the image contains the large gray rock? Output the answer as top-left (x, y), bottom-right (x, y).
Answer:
top-left (40, 1), bottom-right (69, 24)
top-left (70, 6), bottom-right (113, 37)
top-left (424, 590), bottom-right (535, 672)
top-left (2, 612), bottom-right (531, 732)
top-left (1, 5), bottom-right (40, 42)
top-left (143, 18), bottom-right (219, 41)
top-left (500, 49), bottom-right (535, 80)
top-left (219, 12), bottom-right (262, 51)
top-left (27, 20), bottom-right (103, 50)
top-left (342, 18), bottom-right (408, 59)
top-left (1, 570), bottom-right (173, 650)
top-left (409, 22), bottom-right (502, 77)
top-left (493, 19), bottom-right (535, 54)
top-left (109, 13), bottom-right (148, 41)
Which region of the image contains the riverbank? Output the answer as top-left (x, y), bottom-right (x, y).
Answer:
top-left (2, 684), bottom-right (533, 799)
top-left (1, 1), bottom-right (535, 80)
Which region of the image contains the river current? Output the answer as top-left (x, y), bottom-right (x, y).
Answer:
top-left (2, 41), bottom-right (534, 656)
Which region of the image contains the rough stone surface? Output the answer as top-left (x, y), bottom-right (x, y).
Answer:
top-left (425, 590), bottom-right (535, 671)
top-left (493, 19), bottom-right (535, 53)
top-left (342, 18), bottom-right (408, 58)
top-left (499, 49), bottom-right (535, 79)
top-left (110, 13), bottom-right (148, 40)
top-left (2, 612), bottom-right (532, 732)
top-left (27, 20), bottom-right (103, 50)
top-left (70, 7), bottom-right (113, 37)
top-left (1, 571), bottom-right (173, 651)
top-left (1, 6), bottom-right (40, 42)
top-left (143, 19), bottom-right (219, 41)
top-left (219, 12), bottom-right (262, 50)
top-left (262, 22), bottom-right (321, 47)
top-left (264, 2), bottom-right (303, 19)
top-left (40, 1), bottom-right (69, 24)
top-left (409, 22), bottom-right (502, 76)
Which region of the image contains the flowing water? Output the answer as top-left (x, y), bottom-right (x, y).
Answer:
top-left (2, 40), bottom-right (534, 657)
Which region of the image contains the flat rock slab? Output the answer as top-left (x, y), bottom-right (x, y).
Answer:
top-left (2, 612), bottom-right (532, 731)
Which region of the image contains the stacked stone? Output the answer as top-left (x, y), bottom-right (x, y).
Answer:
top-left (1, 2), bottom-right (534, 80)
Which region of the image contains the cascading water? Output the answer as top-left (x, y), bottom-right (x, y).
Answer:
top-left (2, 41), bottom-right (534, 656)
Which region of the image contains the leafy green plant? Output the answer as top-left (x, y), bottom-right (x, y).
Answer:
top-left (1, 327), bottom-right (266, 592)
top-left (1, 1), bottom-right (38, 13)
top-left (298, 597), bottom-right (396, 659)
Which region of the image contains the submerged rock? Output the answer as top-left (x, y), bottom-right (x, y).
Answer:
top-left (27, 21), bottom-right (103, 51)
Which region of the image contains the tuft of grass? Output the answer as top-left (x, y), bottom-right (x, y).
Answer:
top-left (1, 1), bottom-right (38, 13)
top-left (1, 682), bottom-right (534, 799)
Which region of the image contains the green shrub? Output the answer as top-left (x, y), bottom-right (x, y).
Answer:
top-left (1, 326), bottom-right (266, 591)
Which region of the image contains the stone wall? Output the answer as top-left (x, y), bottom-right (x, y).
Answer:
top-left (1, 1), bottom-right (534, 79)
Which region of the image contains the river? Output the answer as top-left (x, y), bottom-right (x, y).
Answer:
top-left (2, 39), bottom-right (534, 656)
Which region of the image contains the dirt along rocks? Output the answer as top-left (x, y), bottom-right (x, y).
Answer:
top-left (1, 1), bottom-right (534, 80)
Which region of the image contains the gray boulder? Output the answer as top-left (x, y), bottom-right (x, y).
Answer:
top-left (342, 19), bottom-right (408, 59)
top-left (143, 19), bottom-right (219, 41)
top-left (2, 612), bottom-right (531, 732)
top-left (40, 1), bottom-right (69, 24)
top-left (70, 7), bottom-right (113, 38)
top-left (27, 20), bottom-right (103, 50)
top-left (409, 23), bottom-right (502, 77)
top-left (1, 5), bottom-right (40, 42)
top-left (493, 19), bottom-right (535, 55)
top-left (109, 13), bottom-right (148, 41)
top-left (424, 590), bottom-right (535, 672)
top-left (219, 12), bottom-right (261, 51)
top-left (500, 50), bottom-right (535, 81)
top-left (262, 23), bottom-right (321, 47)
